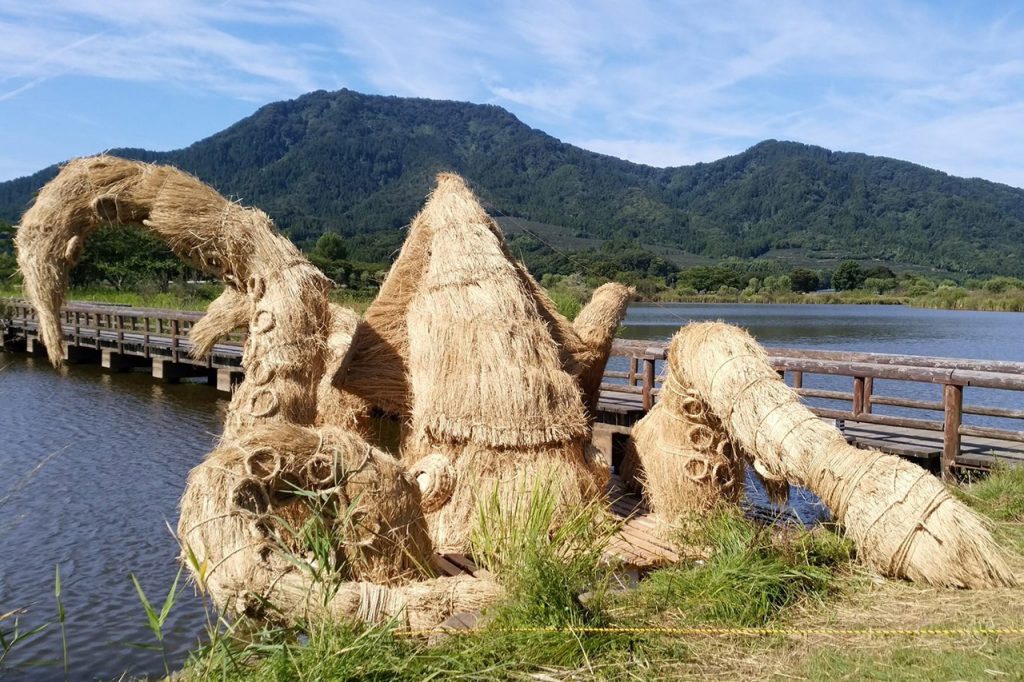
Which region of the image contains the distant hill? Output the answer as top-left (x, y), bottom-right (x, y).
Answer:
top-left (2, 88), bottom-right (1023, 276)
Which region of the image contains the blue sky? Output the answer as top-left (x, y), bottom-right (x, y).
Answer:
top-left (1, 1), bottom-right (1023, 187)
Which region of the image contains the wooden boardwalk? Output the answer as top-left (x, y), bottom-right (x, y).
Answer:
top-left (4, 298), bottom-right (1024, 477)
top-left (841, 423), bottom-right (1024, 471)
top-left (5, 298), bottom-right (1024, 594)
top-left (595, 388), bottom-right (1024, 473)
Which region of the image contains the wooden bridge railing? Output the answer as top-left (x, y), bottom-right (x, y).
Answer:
top-left (2, 299), bottom-right (245, 366)
top-left (5, 299), bottom-right (1024, 476)
top-left (603, 339), bottom-right (1024, 479)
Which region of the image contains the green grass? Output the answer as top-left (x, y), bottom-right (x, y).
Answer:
top-left (623, 510), bottom-right (851, 628)
top-left (958, 465), bottom-right (1024, 524)
top-left (956, 466), bottom-right (1024, 555)
top-left (182, 481), bottom-right (640, 680)
top-left (0, 283), bottom-right (223, 311)
top-left (0, 283), bottom-right (381, 316)
top-left (179, 502), bottom-right (861, 681)
top-left (798, 639), bottom-right (1024, 681)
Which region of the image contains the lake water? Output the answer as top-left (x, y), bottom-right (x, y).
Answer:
top-left (2, 303), bottom-right (1022, 680)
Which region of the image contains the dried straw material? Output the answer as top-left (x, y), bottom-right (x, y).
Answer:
top-left (315, 303), bottom-right (373, 434)
top-left (571, 283), bottom-right (636, 415)
top-left (188, 285), bottom-right (252, 358)
top-left (178, 424), bottom-right (436, 610)
top-left (337, 199), bottom-right (434, 416)
top-left (373, 173), bottom-right (611, 551)
top-left (623, 373), bottom-right (744, 535)
top-left (670, 322), bottom-right (1017, 588)
top-left (15, 156), bottom-right (334, 440)
top-left (337, 175), bottom-right (630, 425)
top-left (253, 572), bottom-right (503, 630)
top-left (405, 173), bottom-right (589, 448)
top-left (408, 454), bottom-right (458, 514)
top-left (412, 438), bottom-right (608, 553)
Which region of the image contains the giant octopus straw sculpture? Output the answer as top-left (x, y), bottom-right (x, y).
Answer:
top-left (15, 157), bottom-right (1015, 633)
top-left (14, 157), bottom-right (632, 626)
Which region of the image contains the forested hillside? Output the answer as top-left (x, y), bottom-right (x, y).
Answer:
top-left (2, 88), bottom-right (1023, 275)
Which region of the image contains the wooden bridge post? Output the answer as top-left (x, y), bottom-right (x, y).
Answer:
top-left (853, 376), bottom-right (866, 416)
top-left (642, 358), bottom-right (656, 411)
top-left (628, 357), bottom-right (639, 387)
top-left (171, 319), bottom-right (180, 362)
top-left (863, 376), bottom-right (874, 414)
top-left (942, 383), bottom-right (963, 482)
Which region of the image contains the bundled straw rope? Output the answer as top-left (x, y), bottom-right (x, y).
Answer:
top-left (669, 322), bottom-right (1016, 588)
top-left (622, 369), bottom-right (745, 535)
top-left (571, 283), bottom-right (636, 416)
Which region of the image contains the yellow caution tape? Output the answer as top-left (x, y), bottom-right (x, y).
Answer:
top-left (394, 625), bottom-right (1024, 638)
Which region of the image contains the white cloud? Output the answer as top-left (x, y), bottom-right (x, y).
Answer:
top-left (0, 0), bottom-right (1022, 186)
top-left (0, 2), bottom-right (319, 101)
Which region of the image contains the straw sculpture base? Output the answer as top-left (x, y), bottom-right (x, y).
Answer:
top-left (177, 423), bottom-right (504, 625)
top-left (406, 437), bottom-right (609, 553)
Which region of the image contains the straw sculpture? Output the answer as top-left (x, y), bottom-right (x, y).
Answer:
top-left (667, 322), bottom-right (1016, 588)
top-left (315, 303), bottom-right (374, 434)
top-left (337, 202), bottom-right (434, 417)
top-left (400, 173), bottom-right (609, 551)
top-left (188, 286), bottom-right (252, 358)
top-left (622, 381), bottom-right (745, 536)
top-left (571, 283), bottom-right (636, 415)
top-left (17, 157), bottom-right (505, 630)
top-left (177, 423), bottom-right (502, 623)
top-left (14, 155), bottom-right (333, 440)
top-left (336, 178), bottom-right (633, 426)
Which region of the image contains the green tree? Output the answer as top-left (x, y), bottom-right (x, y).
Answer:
top-left (864, 277), bottom-right (897, 294)
top-left (71, 226), bottom-right (188, 290)
top-left (982, 276), bottom-right (1024, 293)
top-left (832, 261), bottom-right (866, 291)
top-left (0, 253), bottom-right (17, 283)
top-left (0, 221), bottom-right (13, 256)
top-left (762, 274), bottom-right (792, 293)
top-left (313, 232), bottom-right (349, 261)
top-left (863, 265), bottom-right (896, 280)
top-left (790, 268), bottom-right (820, 293)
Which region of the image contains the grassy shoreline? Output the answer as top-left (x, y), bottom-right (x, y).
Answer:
top-left (169, 468), bottom-right (1024, 681)
top-left (650, 289), bottom-right (1024, 312)
top-left (2, 284), bottom-right (1022, 314)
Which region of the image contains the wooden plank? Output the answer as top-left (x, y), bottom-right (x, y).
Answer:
top-left (443, 553), bottom-right (482, 577)
top-left (846, 436), bottom-right (940, 462)
top-left (797, 388), bottom-right (853, 401)
top-left (771, 358), bottom-right (961, 386)
top-left (870, 395), bottom-right (944, 412)
top-left (432, 554), bottom-right (467, 577)
top-left (963, 404), bottom-right (1024, 421)
top-left (617, 522), bottom-right (680, 562)
top-left (958, 424), bottom-right (1024, 444)
top-left (768, 347), bottom-right (1024, 375)
top-left (814, 409), bottom-right (945, 433)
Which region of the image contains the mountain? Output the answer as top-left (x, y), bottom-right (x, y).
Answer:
top-left (2, 88), bottom-right (1023, 276)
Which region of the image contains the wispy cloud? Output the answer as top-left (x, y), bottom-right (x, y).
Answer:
top-left (0, 0), bottom-right (1022, 186)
